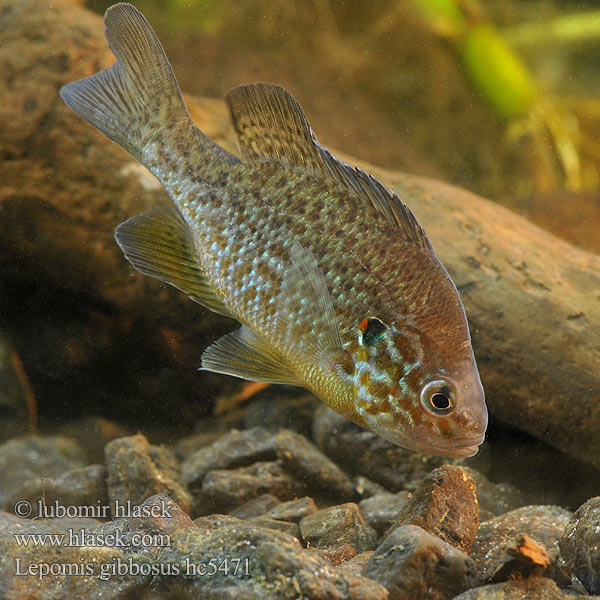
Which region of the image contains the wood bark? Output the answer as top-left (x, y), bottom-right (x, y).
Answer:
top-left (0, 0), bottom-right (598, 463)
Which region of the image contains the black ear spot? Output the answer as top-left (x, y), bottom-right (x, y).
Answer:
top-left (360, 317), bottom-right (387, 346)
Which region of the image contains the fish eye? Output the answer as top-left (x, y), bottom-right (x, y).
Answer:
top-left (420, 379), bottom-right (456, 416)
top-left (359, 317), bottom-right (387, 346)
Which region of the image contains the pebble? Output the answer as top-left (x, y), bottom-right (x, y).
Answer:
top-left (337, 551), bottom-right (375, 577)
top-left (363, 524), bottom-right (478, 600)
top-left (183, 427), bottom-right (354, 515)
top-left (299, 503), bottom-right (378, 553)
top-left (264, 496), bottom-right (318, 523)
top-left (157, 521), bottom-right (388, 599)
top-left (452, 576), bottom-right (594, 599)
top-left (312, 405), bottom-right (446, 491)
top-left (105, 433), bottom-right (192, 515)
top-left (195, 460), bottom-right (305, 515)
top-left (193, 514), bottom-right (242, 530)
top-left (248, 516), bottom-right (301, 538)
top-left (559, 496), bottom-right (600, 594)
top-left (386, 464), bottom-right (479, 553)
top-left (0, 517), bottom-right (150, 599)
top-left (470, 504), bottom-right (572, 583)
top-left (359, 491), bottom-right (409, 535)
top-left (4, 464), bottom-right (108, 517)
top-left (180, 427), bottom-right (276, 492)
top-left (272, 429), bottom-right (355, 500)
top-left (0, 435), bottom-right (86, 509)
top-left (93, 493), bottom-right (195, 560)
top-left (229, 493), bottom-right (281, 518)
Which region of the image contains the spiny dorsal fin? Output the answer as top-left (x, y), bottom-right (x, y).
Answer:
top-left (201, 326), bottom-right (298, 385)
top-left (225, 82), bottom-right (432, 250)
top-left (277, 241), bottom-right (343, 367)
top-left (114, 205), bottom-right (231, 316)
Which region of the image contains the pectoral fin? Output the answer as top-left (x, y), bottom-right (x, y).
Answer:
top-left (114, 205), bottom-right (231, 316)
top-left (277, 241), bottom-right (344, 366)
top-left (201, 326), bottom-right (298, 385)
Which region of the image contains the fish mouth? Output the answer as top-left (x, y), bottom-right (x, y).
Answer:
top-left (428, 432), bottom-right (486, 458)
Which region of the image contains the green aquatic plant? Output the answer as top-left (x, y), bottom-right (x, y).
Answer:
top-left (415, 0), bottom-right (600, 190)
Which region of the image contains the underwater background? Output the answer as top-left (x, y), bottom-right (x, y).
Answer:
top-left (1, 0), bottom-right (600, 598)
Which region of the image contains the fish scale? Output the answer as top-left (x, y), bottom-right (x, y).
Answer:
top-left (60, 2), bottom-right (488, 457)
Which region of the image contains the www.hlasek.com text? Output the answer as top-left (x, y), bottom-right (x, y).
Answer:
top-left (13, 527), bottom-right (171, 549)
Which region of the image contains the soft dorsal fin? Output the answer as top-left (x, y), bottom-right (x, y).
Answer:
top-left (225, 82), bottom-right (432, 249)
top-left (114, 205), bottom-right (231, 316)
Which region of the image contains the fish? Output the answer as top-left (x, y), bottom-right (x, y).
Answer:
top-left (60, 3), bottom-right (488, 458)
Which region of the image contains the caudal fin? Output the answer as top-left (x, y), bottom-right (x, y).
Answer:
top-left (60, 3), bottom-right (188, 160)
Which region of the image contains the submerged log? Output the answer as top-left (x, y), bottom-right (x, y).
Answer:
top-left (0, 0), bottom-right (598, 463)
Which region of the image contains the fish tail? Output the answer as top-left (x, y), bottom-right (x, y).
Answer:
top-left (60, 3), bottom-right (189, 160)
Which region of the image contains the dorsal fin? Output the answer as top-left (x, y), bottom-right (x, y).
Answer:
top-left (225, 82), bottom-right (432, 250)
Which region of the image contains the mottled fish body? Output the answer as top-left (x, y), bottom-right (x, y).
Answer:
top-left (61, 3), bottom-right (488, 457)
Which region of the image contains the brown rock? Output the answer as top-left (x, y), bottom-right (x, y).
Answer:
top-left (273, 429), bottom-right (355, 501)
top-left (0, 435), bottom-right (86, 509)
top-left (195, 461), bottom-right (305, 516)
top-left (193, 514), bottom-right (242, 530)
top-left (452, 576), bottom-right (592, 600)
top-left (312, 405), bottom-right (445, 492)
top-left (157, 522), bottom-right (388, 599)
top-left (337, 551), bottom-right (375, 577)
top-left (314, 543), bottom-right (357, 565)
top-left (4, 464), bottom-right (108, 518)
top-left (359, 491), bottom-right (410, 535)
top-left (364, 524), bottom-right (478, 600)
top-left (0, 0), bottom-right (240, 427)
top-left (229, 493), bottom-right (281, 518)
top-left (180, 427), bottom-right (277, 494)
top-left (489, 533), bottom-right (550, 582)
top-left (0, 519), bottom-right (150, 598)
top-left (387, 465), bottom-right (479, 553)
top-left (247, 516), bottom-right (300, 538)
top-left (264, 496), bottom-right (318, 523)
top-left (93, 493), bottom-right (195, 560)
top-left (559, 496), bottom-right (600, 594)
top-left (470, 505), bottom-right (572, 584)
top-left (105, 433), bottom-right (192, 515)
top-left (299, 503), bottom-right (378, 553)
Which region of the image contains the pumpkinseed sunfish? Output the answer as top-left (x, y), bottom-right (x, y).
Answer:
top-left (61, 3), bottom-right (488, 457)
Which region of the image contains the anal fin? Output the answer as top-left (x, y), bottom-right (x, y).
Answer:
top-left (201, 326), bottom-right (298, 385)
top-left (114, 205), bottom-right (231, 317)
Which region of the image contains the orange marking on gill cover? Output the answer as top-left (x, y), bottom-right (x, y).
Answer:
top-left (359, 318), bottom-right (369, 332)
top-left (365, 403), bottom-right (380, 416)
top-left (380, 398), bottom-right (393, 414)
